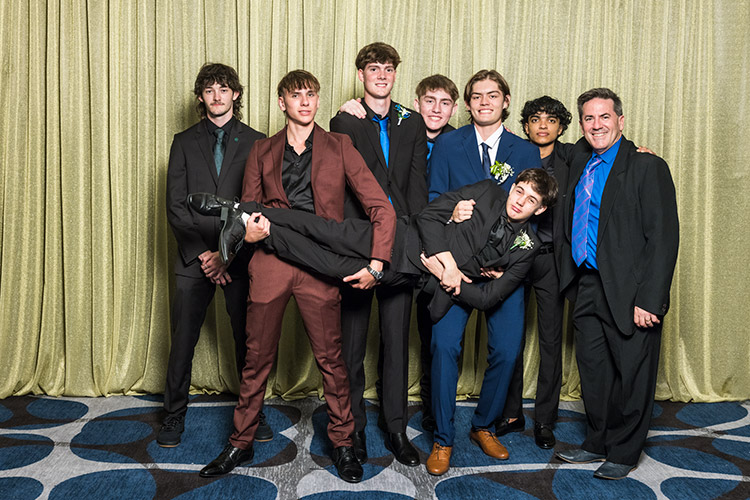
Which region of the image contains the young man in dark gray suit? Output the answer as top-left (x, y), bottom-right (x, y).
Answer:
top-left (161, 63), bottom-right (267, 447)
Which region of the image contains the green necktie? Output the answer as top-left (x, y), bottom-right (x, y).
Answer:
top-left (213, 128), bottom-right (225, 175)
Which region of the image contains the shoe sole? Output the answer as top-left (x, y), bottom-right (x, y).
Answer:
top-left (556, 453), bottom-right (606, 464)
top-left (469, 435), bottom-right (509, 460)
top-left (157, 441), bottom-right (180, 448)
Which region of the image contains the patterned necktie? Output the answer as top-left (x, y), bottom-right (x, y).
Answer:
top-left (571, 156), bottom-right (603, 266)
top-left (481, 142), bottom-right (491, 179)
top-left (372, 115), bottom-right (390, 167)
top-left (213, 128), bottom-right (225, 175)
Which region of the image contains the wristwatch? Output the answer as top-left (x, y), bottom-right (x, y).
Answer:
top-left (366, 265), bottom-right (384, 281)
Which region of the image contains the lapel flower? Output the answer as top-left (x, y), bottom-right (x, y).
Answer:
top-left (510, 230), bottom-right (534, 251)
top-left (394, 103), bottom-right (411, 125)
top-left (490, 160), bottom-right (514, 184)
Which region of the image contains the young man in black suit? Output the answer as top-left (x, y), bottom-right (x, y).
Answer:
top-left (336, 73), bottom-right (459, 432)
top-left (495, 96), bottom-right (573, 449)
top-left (556, 88), bottom-right (679, 480)
top-left (329, 42), bottom-right (427, 466)
top-left (161, 63), bottom-right (268, 447)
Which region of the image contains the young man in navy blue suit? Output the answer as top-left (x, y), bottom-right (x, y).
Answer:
top-left (425, 70), bottom-right (541, 474)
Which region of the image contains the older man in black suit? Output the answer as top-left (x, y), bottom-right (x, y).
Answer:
top-left (556, 88), bottom-right (679, 480)
top-left (161, 63), bottom-right (266, 447)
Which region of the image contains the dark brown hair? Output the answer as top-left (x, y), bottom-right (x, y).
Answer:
top-left (463, 69), bottom-right (511, 121)
top-left (193, 63), bottom-right (243, 120)
top-left (355, 42), bottom-right (401, 70)
top-left (416, 74), bottom-right (459, 103)
top-left (515, 168), bottom-right (558, 208)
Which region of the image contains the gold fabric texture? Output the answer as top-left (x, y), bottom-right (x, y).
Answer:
top-left (1, 0), bottom-right (748, 402)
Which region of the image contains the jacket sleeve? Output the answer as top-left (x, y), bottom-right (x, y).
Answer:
top-left (406, 116), bottom-right (429, 214)
top-left (340, 135), bottom-right (397, 263)
top-left (165, 135), bottom-right (208, 265)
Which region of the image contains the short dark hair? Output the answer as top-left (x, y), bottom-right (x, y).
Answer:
top-left (520, 96), bottom-right (572, 135)
top-left (277, 70), bottom-right (321, 97)
top-left (577, 87), bottom-right (623, 120)
top-left (415, 74), bottom-right (459, 103)
top-left (355, 42), bottom-right (401, 70)
top-left (515, 168), bottom-right (558, 208)
top-left (463, 69), bottom-right (511, 121)
top-left (193, 63), bottom-right (243, 120)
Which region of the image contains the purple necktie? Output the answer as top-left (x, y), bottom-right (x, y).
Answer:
top-left (571, 156), bottom-right (602, 266)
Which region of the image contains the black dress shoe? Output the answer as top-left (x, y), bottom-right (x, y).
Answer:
top-left (495, 416), bottom-right (525, 436)
top-left (332, 446), bottom-right (363, 483)
top-left (255, 410), bottom-right (273, 442)
top-left (534, 422), bottom-right (556, 449)
top-left (199, 444), bottom-right (254, 477)
top-left (156, 413), bottom-right (184, 447)
top-left (218, 207), bottom-right (249, 264)
top-left (386, 432), bottom-right (420, 466)
top-left (421, 414), bottom-right (436, 433)
top-left (188, 192), bottom-right (240, 216)
top-left (351, 430), bottom-right (368, 464)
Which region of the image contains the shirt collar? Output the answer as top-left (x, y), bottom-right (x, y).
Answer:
top-left (474, 124), bottom-right (504, 150)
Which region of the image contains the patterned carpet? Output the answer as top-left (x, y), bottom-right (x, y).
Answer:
top-left (1, 394), bottom-right (749, 499)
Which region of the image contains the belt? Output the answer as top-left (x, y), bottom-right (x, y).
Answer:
top-left (537, 242), bottom-right (554, 255)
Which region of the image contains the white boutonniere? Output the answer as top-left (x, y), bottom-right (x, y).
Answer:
top-left (395, 103), bottom-right (410, 125)
top-left (490, 160), bottom-right (513, 184)
top-left (510, 230), bottom-right (534, 251)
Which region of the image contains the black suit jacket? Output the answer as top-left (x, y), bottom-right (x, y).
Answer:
top-left (330, 100), bottom-right (428, 218)
top-left (414, 179), bottom-right (541, 320)
top-left (559, 136), bottom-right (679, 335)
top-left (166, 118), bottom-right (265, 278)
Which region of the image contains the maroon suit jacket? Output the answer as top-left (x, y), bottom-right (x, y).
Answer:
top-left (241, 123), bottom-right (396, 262)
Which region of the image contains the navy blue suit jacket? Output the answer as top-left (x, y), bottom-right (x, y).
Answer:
top-left (428, 124), bottom-right (542, 200)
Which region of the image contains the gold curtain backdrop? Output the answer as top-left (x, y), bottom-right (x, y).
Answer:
top-left (1, 0), bottom-right (748, 402)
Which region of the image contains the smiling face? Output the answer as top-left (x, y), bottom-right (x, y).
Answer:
top-left (199, 82), bottom-right (239, 124)
top-left (358, 62), bottom-right (396, 100)
top-left (415, 88), bottom-right (457, 135)
top-left (278, 87), bottom-right (320, 126)
top-left (466, 78), bottom-right (509, 129)
top-left (505, 181), bottom-right (547, 222)
top-left (524, 112), bottom-right (564, 148)
top-left (580, 97), bottom-right (624, 154)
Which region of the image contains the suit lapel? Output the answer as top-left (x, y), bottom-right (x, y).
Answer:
top-left (495, 126), bottom-right (513, 165)
top-left (597, 140), bottom-right (630, 244)
top-left (387, 103), bottom-right (402, 174)
top-left (460, 126), bottom-right (485, 180)
top-left (310, 123), bottom-right (327, 208)
top-left (362, 105), bottom-right (389, 175)
top-left (268, 128), bottom-right (290, 205)
top-left (196, 122), bottom-right (219, 185)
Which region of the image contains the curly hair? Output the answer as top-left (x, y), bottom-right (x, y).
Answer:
top-left (193, 63), bottom-right (243, 121)
top-left (519, 96), bottom-right (572, 134)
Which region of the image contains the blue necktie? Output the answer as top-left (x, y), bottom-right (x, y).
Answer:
top-left (427, 140), bottom-right (434, 160)
top-left (571, 156), bottom-right (603, 266)
top-left (372, 115), bottom-right (390, 167)
top-left (481, 142), bottom-right (491, 179)
top-left (213, 128), bottom-right (225, 175)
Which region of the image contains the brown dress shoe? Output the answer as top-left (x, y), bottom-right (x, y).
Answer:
top-left (469, 429), bottom-right (509, 459)
top-left (426, 442), bottom-right (452, 476)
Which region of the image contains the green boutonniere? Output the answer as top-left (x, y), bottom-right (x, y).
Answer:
top-left (510, 230), bottom-right (534, 251)
top-left (394, 103), bottom-right (411, 125)
top-left (490, 160), bottom-right (514, 184)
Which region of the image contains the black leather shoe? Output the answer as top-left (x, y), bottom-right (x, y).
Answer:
top-left (332, 446), bottom-right (363, 483)
top-left (421, 414), bottom-right (436, 433)
top-left (199, 444), bottom-right (254, 477)
top-left (351, 430), bottom-right (368, 464)
top-left (555, 448), bottom-right (606, 464)
top-left (188, 192), bottom-right (240, 216)
top-left (594, 461), bottom-right (637, 480)
top-left (218, 207), bottom-right (249, 264)
top-left (534, 422), bottom-right (556, 449)
top-left (156, 414), bottom-right (184, 447)
top-left (386, 432), bottom-right (420, 466)
top-left (255, 410), bottom-right (273, 442)
top-left (495, 416), bottom-right (525, 436)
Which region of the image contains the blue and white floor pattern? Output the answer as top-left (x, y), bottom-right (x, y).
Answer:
top-left (1, 394), bottom-right (749, 499)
